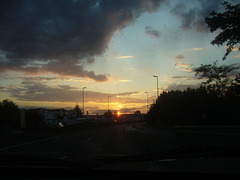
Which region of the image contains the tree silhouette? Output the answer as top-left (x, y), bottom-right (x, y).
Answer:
top-left (73, 104), bottom-right (83, 118)
top-left (194, 61), bottom-right (238, 96)
top-left (104, 110), bottom-right (113, 119)
top-left (0, 99), bottom-right (20, 128)
top-left (145, 69), bottom-right (240, 127)
top-left (205, 1), bottom-right (240, 60)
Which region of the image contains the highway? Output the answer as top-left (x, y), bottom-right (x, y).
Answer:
top-left (0, 122), bottom-right (177, 162)
top-left (2, 123), bottom-right (240, 177)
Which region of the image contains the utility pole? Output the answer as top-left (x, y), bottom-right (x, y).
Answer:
top-left (108, 96), bottom-right (111, 111)
top-left (82, 87), bottom-right (87, 116)
top-left (145, 92), bottom-right (148, 113)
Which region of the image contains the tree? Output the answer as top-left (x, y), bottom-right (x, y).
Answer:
top-left (0, 99), bottom-right (20, 128)
top-left (205, 1), bottom-right (240, 60)
top-left (134, 110), bottom-right (141, 114)
top-left (25, 109), bottom-right (43, 130)
top-left (225, 73), bottom-right (240, 99)
top-left (73, 104), bottom-right (83, 118)
top-left (194, 61), bottom-right (237, 96)
top-left (104, 110), bottom-right (113, 119)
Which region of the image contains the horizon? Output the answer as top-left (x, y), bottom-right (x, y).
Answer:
top-left (0, 0), bottom-right (239, 115)
top-left (18, 105), bottom-right (143, 115)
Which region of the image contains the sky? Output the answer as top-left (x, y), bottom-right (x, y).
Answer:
top-left (0, 0), bottom-right (239, 114)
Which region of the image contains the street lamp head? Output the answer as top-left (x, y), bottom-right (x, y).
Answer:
top-left (153, 75), bottom-right (158, 78)
top-left (83, 87), bottom-right (87, 89)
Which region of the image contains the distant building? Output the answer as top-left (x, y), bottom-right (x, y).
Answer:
top-left (66, 110), bottom-right (77, 119)
top-left (115, 113), bottom-right (145, 123)
top-left (35, 108), bottom-right (67, 121)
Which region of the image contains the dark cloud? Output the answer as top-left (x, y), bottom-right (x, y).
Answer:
top-left (227, 63), bottom-right (240, 76)
top-left (171, 76), bottom-right (188, 79)
top-left (145, 26), bottom-right (161, 38)
top-left (0, 0), bottom-right (166, 81)
top-left (171, 0), bottom-right (223, 32)
top-left (175, 54), bottom-right (185, 59)
top-left (3, 80), bottom-right (143, 103)
top-left (5, 76), bottom-right (73, 82)
top-left (163, 83), bottom-right (201, 91)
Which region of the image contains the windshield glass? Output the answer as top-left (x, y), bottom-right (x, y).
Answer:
top-left (0, 0), bottom-right (240, 175)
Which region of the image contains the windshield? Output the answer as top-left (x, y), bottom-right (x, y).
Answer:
top-left (0, 0), bottom-right (240, 175)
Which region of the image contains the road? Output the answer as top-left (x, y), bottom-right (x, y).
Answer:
top-left (0, 122), bottom-right (177, 162)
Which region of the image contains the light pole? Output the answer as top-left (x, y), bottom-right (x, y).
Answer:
top-left (125, 101), bottom-right (127, 114)
top-left (153, 75), bottom-right (159, 98)
top-left (145, 92), bottom-right (148, 113)
top-left (82, 87), bottom-right (86, 116)
top-left (108, 96), bottom-right (111, 111)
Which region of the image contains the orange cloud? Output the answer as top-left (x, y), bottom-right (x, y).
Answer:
top-left (188, 48), bottom-right (203, 51)
top-left (115, 56), bottom-right (134, 59)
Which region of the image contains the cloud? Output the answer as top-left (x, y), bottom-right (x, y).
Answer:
top-left (4, 80), bottom-right (144, 104)
top-left (225, 63), bottom-right (240, 77)
top-left (175, 55), bottom-right (185, 59)
top-left (5, 76), bottom-right (92, 83)
top-left (171, 76), bottom-right (189, 79)
top-left (144, 26), bottom-right (161, 38)
top-left (118, 79), bottom-right (132, 83)
top-left (115, 56), bottom-right (134, 59)
top-left (113, 79), bottom-right (132, 85)
top-left (0, 86), bottom-right (12, 93)
top-left (171, 0), bottom-right (223, 32)
top-left (163, 83), bottom-right (201, 91)
top-left (175, 62), bottom-right (193, 68)
top-left (235, 54), bottom-right (240, 59)
top-left (10, 76), bottom-right (73, 82)
top-left (188, 48), bottom-right (203, 51)
top-left (116, 91), bottom-right (142, 98)
top-left (0, 0), bottom-right (166, 82)
top-left (232, 47), bottom-right (240, 52)
top-left (174, 62), bottom-right (194, 72)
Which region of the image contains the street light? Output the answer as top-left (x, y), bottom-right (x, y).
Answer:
top-left (145, 92), bottom-right (148, 113)
top-left (125, 101), bottom-right (127, 114)
top-left (153, 75), bottom-right (159, 98)
top-left (82, 87), bottom-right (87, 116)
top-left (108, 96), bottom-right (111, 111)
